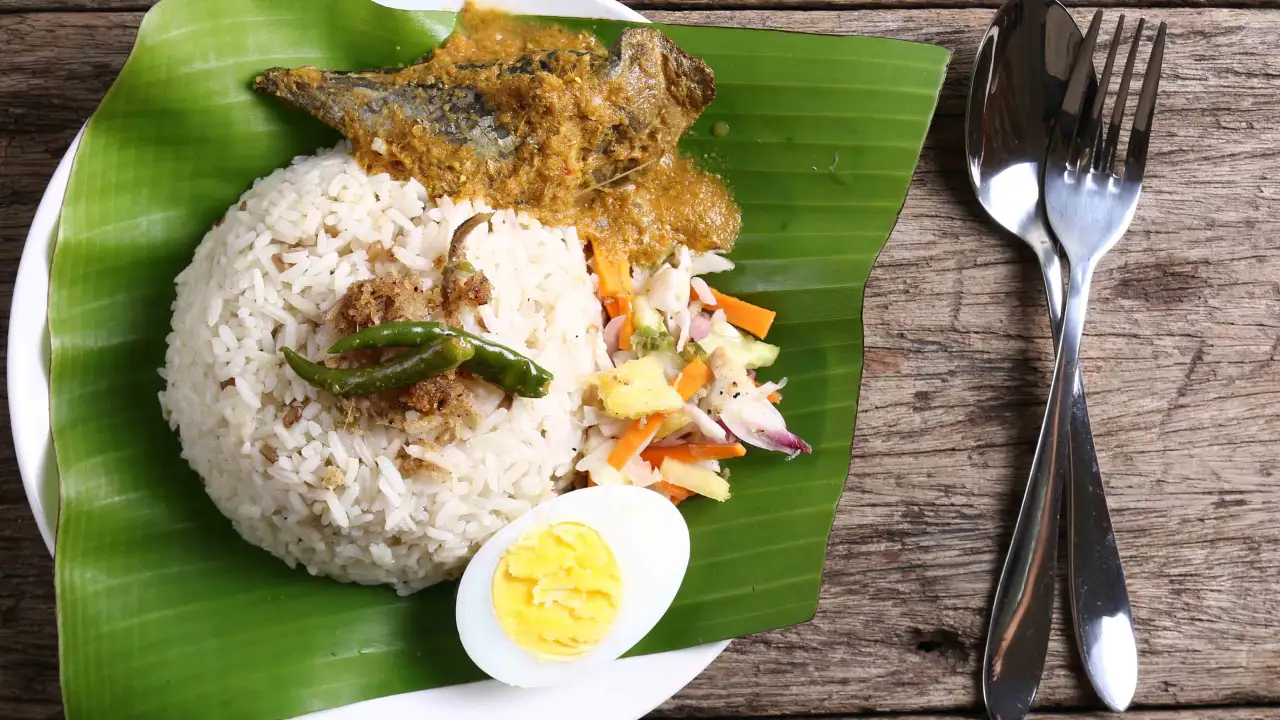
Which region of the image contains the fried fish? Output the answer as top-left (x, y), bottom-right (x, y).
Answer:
top-left (254, 28), bottom-right (715, 191)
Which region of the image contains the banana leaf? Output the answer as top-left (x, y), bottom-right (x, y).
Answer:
top-left (49, 0), bottom-right (948, 716)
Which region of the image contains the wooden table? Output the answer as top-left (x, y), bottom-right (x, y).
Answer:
top-left (2, 1), bottom-right (1278, 718)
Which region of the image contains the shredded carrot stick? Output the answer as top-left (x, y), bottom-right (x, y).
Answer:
top-left (674, 357), bottom-right (711, 401)
top-left (708, 288), bottom-right (776, 339)
top-left (617, 294), bottom-right (634, 351)
top-left (594, 250), bottom-right (634, 347)
top-left (641, 443), bottom-right (746, 466)
top-left (595, 253), bottom-right (630, 299)
top-left (608, 359), bottom-right (715, 470)
top-left (653, 480), bottom-right (693, 505)
top-left (594, 250), bottom-right (633, 338)
top-left (607, 413), bottom-right (661, 469)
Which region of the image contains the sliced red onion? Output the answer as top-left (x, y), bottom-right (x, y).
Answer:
top-left (603, 315), bottom-right (624, 355)
top-left (685, 403), bottom-right (728, 442)
top-left (717, 419), bottom-right (737, 443)
top-left (720, 396), bottom-right (813, 459)
top-left (689, 313), bottom-right (712, 341)
top-left (623, 455), bottom-right (662, 487)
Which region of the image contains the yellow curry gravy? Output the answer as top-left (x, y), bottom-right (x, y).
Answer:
top-left (349, 5), bottom-right (740, 266)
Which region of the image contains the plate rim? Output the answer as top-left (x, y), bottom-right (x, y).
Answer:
top-left (6, 1), bottom-right (729, 718)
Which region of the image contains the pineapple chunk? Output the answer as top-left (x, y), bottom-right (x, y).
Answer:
top-left (587, 462), bottom-right (625, 486)
top-left (659, 458), bottom-right (731, 502)
top-left (655, 409), bottom-right (692, 440)
top-left (593, 356), bottom-right (683, 419)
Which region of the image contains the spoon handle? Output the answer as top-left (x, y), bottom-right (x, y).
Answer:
top-left (983, 241), bottom-right (1069, 720)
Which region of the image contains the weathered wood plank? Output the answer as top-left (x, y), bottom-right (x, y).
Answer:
top-left (4, 0), bottom-right (1280, 13)
top-left (640, 0), bottom-right (1280, 7)
top-left (0, 0), bottom-right (143, 8)
top-left (646, 6), bottom-right (1280, 717)
top-left (2, 6), bottom-right (1280, 720)
top-left (757, 714), bottom-right (1280, 720)
top-left (638, 0), bottom-right (1280, 5)
top-left (0, 12), bottom-right (136, 720)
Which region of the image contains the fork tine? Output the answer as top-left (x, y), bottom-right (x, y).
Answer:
top-left (1087, 15), bottom-right (1125, 171)
top-left (1103, 18), bottom-right (1146, 174)
top-left (1124, 21), bottom-right (1167, 184)
top-left (1058, 10), bottom-right (1104, 167)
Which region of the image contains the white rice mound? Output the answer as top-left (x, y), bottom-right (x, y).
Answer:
top-left (159, 144), bottom-right (610, 594)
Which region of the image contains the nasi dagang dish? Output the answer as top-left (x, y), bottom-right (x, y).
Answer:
top-left (159, 6), bottom-right (809, 686)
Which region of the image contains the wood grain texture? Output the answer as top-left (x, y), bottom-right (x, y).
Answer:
top-left (2, 6), bottom-right (1280, 720)
top-left (5, 0), bottom-right (1280, 13)
top-left (648, 6), bottom-right (1280, 717)
top-left (638, 0), bottom-right (1280, 8)
top-left (789, 714), bottom-right (1280, 720)
top-left (0, 11), bottom-right (139, 720)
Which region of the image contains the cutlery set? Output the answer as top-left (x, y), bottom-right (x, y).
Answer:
top-left (965, 2), bottom-right (1167, 718)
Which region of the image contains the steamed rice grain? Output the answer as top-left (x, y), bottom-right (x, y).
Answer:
top-left (159, 144), bottom-right (608, 594)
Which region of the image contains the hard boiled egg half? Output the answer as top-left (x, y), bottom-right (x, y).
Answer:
top-left (456, 485), bottom-right (690, 688)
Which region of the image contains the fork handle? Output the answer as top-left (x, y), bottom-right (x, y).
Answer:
top-left (1036, 238), bottom-right (1138, 713)
top-left (1067, 385), bottom-right (1138, 711)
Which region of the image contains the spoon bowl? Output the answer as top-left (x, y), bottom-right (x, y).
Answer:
top-left (966, 0), bottom-right (1082, 251)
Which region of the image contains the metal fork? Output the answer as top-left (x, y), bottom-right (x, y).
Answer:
top-left (1036, 10), bottom-right (1165, 714)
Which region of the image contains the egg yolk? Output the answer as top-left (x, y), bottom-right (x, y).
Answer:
top-left (492, 522), bottom-right (622, 660)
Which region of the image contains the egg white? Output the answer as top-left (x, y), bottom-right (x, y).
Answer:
top-left (455, 485), bottom-right (691, 688)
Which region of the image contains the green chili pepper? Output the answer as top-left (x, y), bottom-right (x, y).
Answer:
top-left (326, 321), bottom-right (553, 398)
top-left (282, 337), bottom-right (474, 397)
top-left (327, 321), bottom-right (448, 353)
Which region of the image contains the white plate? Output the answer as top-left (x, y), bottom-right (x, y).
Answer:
top-left (6, 1), bottom-right (729, 718)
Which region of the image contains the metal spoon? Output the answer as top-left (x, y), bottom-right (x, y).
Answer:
top-left (965, 1), bottom-right (1136, 717)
